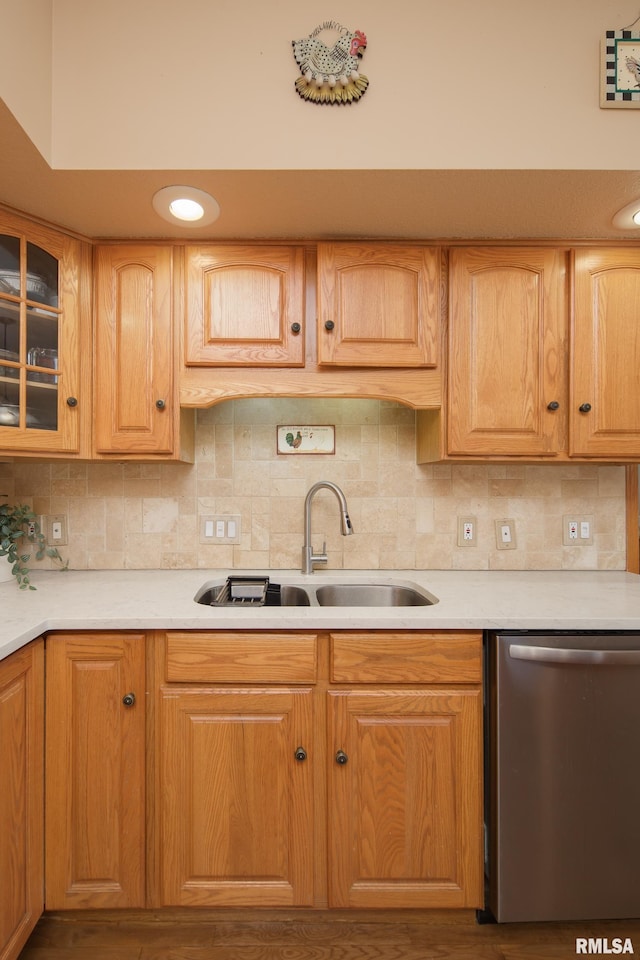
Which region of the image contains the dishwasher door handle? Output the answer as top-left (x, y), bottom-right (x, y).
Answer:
top-left (509, 644), bottom-right (640, 666)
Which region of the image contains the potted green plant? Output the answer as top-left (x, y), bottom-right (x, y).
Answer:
top-left (0, 497), bottom-right (68, 589)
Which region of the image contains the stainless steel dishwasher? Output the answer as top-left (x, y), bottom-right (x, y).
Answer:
top-left (485, 630), bottom-right (640, 923)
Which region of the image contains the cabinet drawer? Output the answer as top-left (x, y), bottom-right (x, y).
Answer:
top-left (330, 631), bottom-right (482, 683)
top-left (165, 632), bottom-right (317, 683)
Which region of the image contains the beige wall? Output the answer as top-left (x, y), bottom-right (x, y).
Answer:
top-left (0, 399), bottom-right (626, 573)
top-left (1, 0), bottom-right (638, 171)
top-left (0, 0), bottom-right (52, 158)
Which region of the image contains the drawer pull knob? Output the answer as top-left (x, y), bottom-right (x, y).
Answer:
top-left (579, 402), bottom-right (592, 413)
top-left (335, 749), bottom-right (348, 765)
top-left (294, 746), bottom-right (307, 762)
top-left (66, 396), bottom-right (78, 407)
top-left (291, 322), bottom-right (301, 334)
top-left (155, 399), bottom-right (166, 409)
top-left (547, 400), bottom-right (560, 411)
top-left (324, 319), bottom-right (335, 331)
top-left (122, 692), bottom-right (136, 707)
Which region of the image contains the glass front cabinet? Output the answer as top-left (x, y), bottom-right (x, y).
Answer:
top-left (0, 213), bottom-right (88, 454)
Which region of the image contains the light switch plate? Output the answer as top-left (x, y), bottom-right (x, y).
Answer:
top-left (199, 514), bottom-right (241, 545)
top-left (46, 514), bottom-right (68, 546)
top-left (494, 518), bottom-right (517, 550)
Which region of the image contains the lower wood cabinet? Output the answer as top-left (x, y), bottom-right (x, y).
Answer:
top-left (0, 640), bottom-right (44, 960)
top-left (159, 686), bottom-right (314, 906)
top-left (5, 627), bottom-right (481, 918)
top-left (327, 630), bottom-right (483, 909)
top-left (44, 632), bottom-right (146, 909)
top-left (154, 628), bottom-right (483, 911)
top-left (328, 687), bottom-right (482, 908)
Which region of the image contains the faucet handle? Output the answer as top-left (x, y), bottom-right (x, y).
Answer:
top-left (311, 542), bottom-right (328, 566)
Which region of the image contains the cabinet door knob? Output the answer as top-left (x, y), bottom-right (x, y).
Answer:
top-left (155, 399), bottom-right (166, 410)
top-left (547, 401), bottom-right (560, 411)
top-left (335, 750), bottom-right (348, 765)
top-left (291, 322), bottom-right (301, 334)
top-left (66, 396), bottom-right (78, 407)
top-left (579, 402), bottom-right (592, 413)
top-left (122, 692), bottom-right (136, 707)
top-left (294, 746), bottom-right (307, 762)
top-left (324, 320), bottom-right (335, 331)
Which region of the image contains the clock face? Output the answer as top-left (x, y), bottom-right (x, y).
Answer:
top-left (616, 40), bottom-right (640, 91)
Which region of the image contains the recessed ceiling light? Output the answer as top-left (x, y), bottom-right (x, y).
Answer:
top-left (152, 186), bottom-right (220, 227)
top-left (612, 198), bottom-right (640, 229)
top-left (169, 197), bottom-right (205, 221)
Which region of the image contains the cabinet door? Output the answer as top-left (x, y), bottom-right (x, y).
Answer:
top-left (571, 248), bottom-right (640, 457)
top-left (0, 641), bottom-right (44, 960)
top-left (317, 243), bottom-right (439, 367)
top-left (185, 245), bottom-right (305, 366)
top-left (160, 686), bottom-right (314, 906)
top-left (45, 633), bottom-right (146, 909)
top-left (328, 688), bottom-right (483, 908)
top-left (94, 245), bottom-right (175, 454)
top-left (0, 213), bottom-right (88, 454)
top-left (448, 247), bottom-right (566, 457)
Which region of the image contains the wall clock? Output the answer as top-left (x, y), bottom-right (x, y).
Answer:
top-left (601, 29), bottom-right (640, 108)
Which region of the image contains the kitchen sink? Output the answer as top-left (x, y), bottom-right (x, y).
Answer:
top-left (315, 583), bottom-right (434, 606)
top-left (195, 576), bottom-right (437, 608)
top-left (195, 581), bottom-right (311, 607)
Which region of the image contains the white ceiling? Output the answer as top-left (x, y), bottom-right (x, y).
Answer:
top-left (1, 99), bottom-right (639, 242)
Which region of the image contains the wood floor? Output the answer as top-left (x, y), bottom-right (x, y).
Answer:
top-left (17, 909), bottom-right (640, 960)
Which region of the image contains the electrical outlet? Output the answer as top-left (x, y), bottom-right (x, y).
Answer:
top-left (563, 515), bottom-right (594, 546)
top-left (495, 518), bottom-right (517, 550)
top-left (199, 514), bottom-right (241, 545)
top-left (457, 516), bottom-right (477, 546)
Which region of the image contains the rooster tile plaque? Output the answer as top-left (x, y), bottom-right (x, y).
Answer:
top-left (277, 425), bottom-right (335, 454)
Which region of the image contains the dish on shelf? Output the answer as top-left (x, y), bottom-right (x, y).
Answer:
top-left (0, 401), bottom-right (42, 427)
top-left (0, 348), bottom-right (19, 378)
top-left (0, 269), bottom-right (48, 298)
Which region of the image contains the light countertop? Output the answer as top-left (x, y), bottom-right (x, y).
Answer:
top-left (2, 567), bottom-right (640, 661)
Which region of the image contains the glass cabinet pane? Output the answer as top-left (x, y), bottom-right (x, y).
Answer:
top-left (27, 241), bottom-right (58, 306)
top-left (0, 233), bottom-right (60, 432)
top-left (0, 235), bottom-right (20, 294)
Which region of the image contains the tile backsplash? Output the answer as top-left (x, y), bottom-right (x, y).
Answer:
top-left (0, 399), bottom-right (627, 572)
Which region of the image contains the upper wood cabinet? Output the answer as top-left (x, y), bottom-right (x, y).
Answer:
top-left (447, 247), bottom-right (567, 458)
top-left (185, 245), bottom-right (305, 366)
top-left (0, 640), bottom-right (44, 960)
top-left (0, 210), bottom-right (90, 457)
top-left (94, 244), bottom-right (192, 459)
top-left (45, 633), bottom-right (146, 910)
top-left (571, 248), bottom-right (640, 458)
top-left (317, 243), bottom-right (439, 367)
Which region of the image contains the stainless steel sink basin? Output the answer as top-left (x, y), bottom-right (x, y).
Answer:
top-left (314, 583), bottom-right (434, 606)
top-left (279, 585), bottom-right (311, 606)
top-left (195, 576), bottom-right (437, 608)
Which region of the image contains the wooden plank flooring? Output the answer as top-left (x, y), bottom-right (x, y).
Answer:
top-left (17, 909), bottom-right (640, 960)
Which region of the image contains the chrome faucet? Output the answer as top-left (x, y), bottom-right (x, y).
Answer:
top-left (302, 481), bottom-right (353, 574)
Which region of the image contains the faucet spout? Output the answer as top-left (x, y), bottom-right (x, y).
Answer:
top-left (302, 481), bottom-right (353, 575)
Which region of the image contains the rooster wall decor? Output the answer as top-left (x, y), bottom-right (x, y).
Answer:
top-left (292, 20), bottom-right (368, 104)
